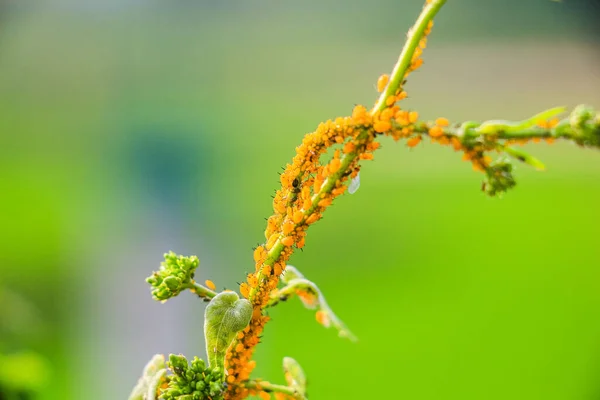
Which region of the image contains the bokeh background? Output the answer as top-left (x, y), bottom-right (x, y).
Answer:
top-left (1, 0), bottom-right (600, 399)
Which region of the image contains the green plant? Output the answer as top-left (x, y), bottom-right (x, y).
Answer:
top-left (130, 1), bottom-right (600, 399)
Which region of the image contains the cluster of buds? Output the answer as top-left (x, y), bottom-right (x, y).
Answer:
top-left (146, 252), bottom-right (200, 301)
top-left (161, 354), bottom-right (224, 400)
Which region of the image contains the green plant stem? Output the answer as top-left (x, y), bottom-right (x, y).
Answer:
top-left (245, 380), bottom-right (305, 400)
top-left (411, 111), bottom-right (599, 145)
top-left (184, 281), bottom-right (217, 299)
top-left (248, 0), bottom-right (447, 306)
top-left (372, 0), bottom-right (447, 113)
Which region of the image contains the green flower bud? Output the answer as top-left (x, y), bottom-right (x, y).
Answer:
top-left (146, 252), bottom-right (200, 302)
top-left (161, 354), bottom-right (224, 400)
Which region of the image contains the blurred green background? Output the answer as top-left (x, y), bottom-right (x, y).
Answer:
top-left (1, 0), bottom-right (600, 399)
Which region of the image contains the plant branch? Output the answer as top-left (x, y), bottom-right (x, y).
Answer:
top-left (409, 106), bottom-right (600, 145)
top-left (184, 281), bottom-right (217, 300)
top-left (245, 380), bottom-right (306, 400)
top-left (249, 1), bottom-right (447, 301)
top-left (372, 0), bottom-right (446, 113)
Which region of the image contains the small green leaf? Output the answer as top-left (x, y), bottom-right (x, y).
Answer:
top-left (274, 266), bottom-right (357, 342)
top-left (503, 147), bottom-right (545, 170)
top-left (204, 292), bottom-right (253, 374)
top-left (476, 106), bottom-right (566, 134)
top-left (283, 357), bottom-right (307, 398)
top-left (281, 265), bottom-right (305, 283)
top-left (128, 354), bottom-right (166, 400)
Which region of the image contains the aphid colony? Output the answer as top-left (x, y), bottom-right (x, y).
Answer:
top-left (223, 18), bottom-right (441, 400)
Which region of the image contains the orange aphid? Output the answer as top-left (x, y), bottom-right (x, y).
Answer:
top-left (373, 120), bottom-right (392, 133)
top-left (408, 111), bottom-right (419, 123)
top-left (236, 331), bottom-right (245, 340)
top-left (273, 262), bottom-right (284, 276)
top-left (205, 280), bottom-right (216, 291)
top-left (412, 46), bottom-right (423, 61)
top-left (473, 162), bottom-right (485, 172)
top-left (282, 221), bottom-right (295, 235)
top-left (297, 237), bottom-right (306, 249)
top-left (329, 158), bottom-right (341, 173)
top-left (435, 117), bottom-right (450, 127)
top-left (406, 136), bottom-right (422, 148)
top-left (315, 310), bottom-right (329, 326)
top-left (313, 175), bottom-right (324, 193)
top-left (253, 246), bottom-right (266, 263)
top-left (451, 137), bottom-right (462, 151)
top-left (264, 216), bottom-right (278, 239)
top-left (240, 282), bottom-right (250, 298)
top-left (377, 74), bottom-right (389, 93)
top-left (429, 125), bottom-right (444, 138)
top-left (280, 173), bottom-right (291, 187)
top-left (305, 213), bottom-right (320, 225)
top-left (266, 233), bottom-right (279, 250)
top-left (281, 236), bottom-right (294, 247)
top-left (296, 290), bottom-right (318, 307)
top-left (259, 391), bottom-right (270, 400)
top-left (262, 265), bottom-right (272, 276)
top-left (332, 185), bottom-right (347, 196)
top-left (359, 153), bottom-right (374, 160)
top-left (532, 137), bottom-right (542, 143)
top-left (318, 198), bottom-right (332, 207)
top-left (367, 141), bottom-right (381, 151)
top-left (548, 117), bottom-right (560, 128)
top-left (273, 200), bottom-right (286, 214)
top-left (380, 108), bottom-right (394, 121)
top-left (343, 141), bottom-right (356, 154)
top-left (227, 375), bottom-right (236, 384)
top-left (302, 198), bottom-right (312, 210)
top-left (292, 210), bottom-right (304, 224)
top-left (395, 113), bottom-right (409, 126)
top-left (410, 58), bottom-right (424, 70)
top-left (545, 137), bottom-right (555, 144)
top-left (437, 136), bottom-right (451, 146)
top-left (351, 105), bottom-right (371, 125)
top-left (247, 273), bottom-right (258, 288)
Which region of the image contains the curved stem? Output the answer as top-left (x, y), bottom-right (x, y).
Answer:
top-left (266, 277), bottom-right (357, 341)
top-left (372, 0), bottom-right (447, 113)
top-left (245, 380), bottom-right (305, 400)
top-left (411, 111), bottom-right (599, 143)
top-left (184, 281), bottom-right (217, 299)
